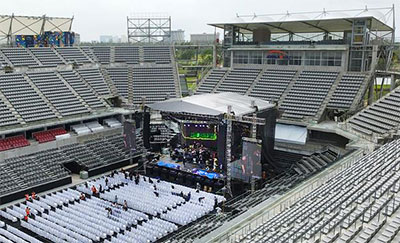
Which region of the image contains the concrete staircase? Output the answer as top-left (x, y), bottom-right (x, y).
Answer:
top-left (55, 71), bottom-right (93, 113)
top-left (0, 50), bottom-right (13, 67)
top-left (71, 69), bottom-right (111, 109)
top-left (245, 67), bottom-right (267, 95)
top-left (99, 67), bottom-right (120, 97)
top-left (278, 68), bottom-right (302, 107)
top-left (212, 69), bottom-right (231, 93)
top-left (25, 49), bottom-right (42, 66)
top-left (23, 74), bottom-right (62, 119)
top-left (110, 47), bottom-right (115, 63)
top-left (314, 72), bottom-right (343, 122)
top-left (195, 68), bottom-right (213, 94)
top-left (52, 47), bottom-right (68, 64)
top-left (138, 47), bottom-right (145, 63)
top-left (171, 47), bottom-right (182, 98)
top-left (0, 90), bottom-right (23, 124)
top-left (127, 66), bottom-right (134, 104)
top-left (78, 47), bottom-right (96, 63)
top-left (349, 72), bottom-right (373, 112)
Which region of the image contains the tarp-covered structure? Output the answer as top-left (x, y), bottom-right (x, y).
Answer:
top-left (0, 14), bottom-right (73, 41)
top-left (147, 92), bottom-right (275, 117)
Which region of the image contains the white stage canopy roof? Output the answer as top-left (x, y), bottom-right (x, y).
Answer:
top-left (148, 92), bottom-right (275, 117)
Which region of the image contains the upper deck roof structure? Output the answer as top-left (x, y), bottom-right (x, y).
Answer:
top-left (209, 7), bottom-right (394, 34)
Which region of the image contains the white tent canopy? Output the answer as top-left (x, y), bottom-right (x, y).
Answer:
top-left (209, 7), bottom-right (394, 34)
top-left (0, 14), bottom-right (73, 40)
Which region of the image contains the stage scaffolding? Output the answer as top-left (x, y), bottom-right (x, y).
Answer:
top-left (127, 13), bottom-right (171, 43)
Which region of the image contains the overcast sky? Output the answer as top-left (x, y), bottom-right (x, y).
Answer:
top-left (2, 0), bottom-right (399, 42)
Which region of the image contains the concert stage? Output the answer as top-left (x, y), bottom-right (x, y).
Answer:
top-left (145, 92), bottom-right (278, 195)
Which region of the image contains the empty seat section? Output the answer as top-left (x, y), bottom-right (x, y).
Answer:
top-left (234, 138), bottom-right (400, 243)
top-left (348, 87), bottom-right (400, 136)
top-left (27, 71), bottom-right (90, 116)
top-left (80, 46), bottom-right (98, 62)
top-left (328, 73), bottom-right (367, 109)
top-left (0, 162), bottom-right (21, 196)
top-left (29, 48), bottom-right (65, 67)
top-left (0, 73), bottom-right (57, 122)
top-left (143, 46), bottom-right (172, 64)
top-left (0, 98), bottom-right (19, 127)
top-left (106, 67), bottom-right (129, 98)
top-left (280, 71), bottom-right (338, 119)
top-left (196, 69), bottom-right (227, 94)
top-left (294, 149), bottom-right (339, 175)
top-left (132, 66), bottom-right (176, 104)
top-left (55, 47), bottom-right (92, 64)
top-left (114, 46), bottom-right (139, 64)
top-left (77, 68), bottom-right (111, 96)
top-left (216, 68), bottom-right (261, 95)
top-left (2, 153), bottom-right (67, 191)
top-left (92, 46), bottom-right (111, 64)
top-left (0, 53), bottom-right (10, 68)
top-left (0, 48), bottom-right (39, 67)
top-left (249, 69), bottom-right (297, 101)
top-left (33, 128), bottom-right (68, 143)
top-left (59, 70), bottom-right (107, 110)
top-left (0, 135), bottom-right (30, 152)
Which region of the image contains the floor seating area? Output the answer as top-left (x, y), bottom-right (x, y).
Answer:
top-left (249, 69), bottom-right (297, 102)
top-left (28, 71), bottom-right (90, 117)
top-left (33, 128), bottom-right (68, 143)
top-left (195, 69), bottom-right (227, 94)
top-left (0, 73), bottom-right (57, 122)
top-left (234, 138), bottom-right (400, 243)
top-left (132, 66), bottom-right (177, 104)
top-left (216, 68), bottom-right (261, 95)
top-left (59, 70), bottom-right (107, 110)
top-left (29, 48), bottom-right (65, 67)
top-left (0, 135), bottom-right (30, 152)
top-left (0, 48), bottom-right (39, 67)
top-left (280, 71), bottom-right (338, 120)
top-left (0, 171), bottom-right (224, 243)
top-left (328, 73), bottom-right (367, 109)
top-left (348, 86), bottom-right (400, 138)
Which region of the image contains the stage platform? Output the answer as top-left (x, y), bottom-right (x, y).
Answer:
top-left (146, 156), bottom-right (225, 192)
